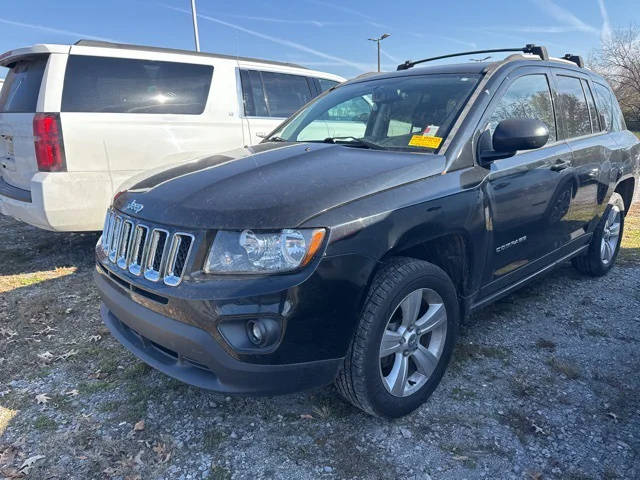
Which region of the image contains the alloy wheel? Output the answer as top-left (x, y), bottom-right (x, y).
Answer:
top-left (379, 288), bottom-right (448, 397)
top-left (600, 205), bottom-right (621, 265)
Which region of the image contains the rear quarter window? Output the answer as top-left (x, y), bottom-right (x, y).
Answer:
top-left (61, 55), bottom-right (213, 114)
top-left (592, 82), bottom-right (615, 132)
top-left (0, 55), bottom-right (48, 113)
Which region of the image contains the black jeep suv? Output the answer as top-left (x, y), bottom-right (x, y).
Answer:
top-left (95, 46), bottom-right (639, 418)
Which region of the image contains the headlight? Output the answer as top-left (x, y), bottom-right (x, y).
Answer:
top-left (204, 228), bottom-right (326, 274)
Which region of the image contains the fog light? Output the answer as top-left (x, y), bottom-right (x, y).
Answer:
top-left (247, 320), bottom-right (265, 346)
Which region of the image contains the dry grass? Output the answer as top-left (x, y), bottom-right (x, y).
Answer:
top-left (0, 407), bottom-right (17, 436)
top-left (0, 266), bottom-right (76, 293)
top-left (620, 202), bottom-right (640, 265)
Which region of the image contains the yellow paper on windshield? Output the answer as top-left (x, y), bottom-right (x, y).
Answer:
top-left (409, 135), bottom-right (442, 148)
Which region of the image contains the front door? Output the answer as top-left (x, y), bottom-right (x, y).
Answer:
top-left (478, 68), bottom-right (577, 296)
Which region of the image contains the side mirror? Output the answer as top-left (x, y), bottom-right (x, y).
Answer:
top-left (493, 118), bottom-right (549, 152)
top-left (479, 118), bottom-right (549, 164)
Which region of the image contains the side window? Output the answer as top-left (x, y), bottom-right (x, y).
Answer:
top-left (592, 83), bottom-right (614, 132)
top-left (610, 90), bottom-right (626, 131)
top-left (62, 56), bottom-right (212, 114)
top-left (261, 71), bottom-right (313, 118)
top-left (240, 70), bottom-right (313, 118)
top-left (317, 78), bottom-right (339, 92)
top-left (239, 70), bottom-right (268, 117)
top-left (555, 75), bottom-right (592, 138)
top-left (581, 80), bottom-right (600, 132)
top-left (488, 74), bottom-right (557, 143)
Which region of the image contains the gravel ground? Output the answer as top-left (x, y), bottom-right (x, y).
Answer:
top-left (1, 207), bottom-right (639, 480)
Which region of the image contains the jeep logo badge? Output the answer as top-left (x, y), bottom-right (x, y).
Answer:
top-left (125, 200), bottom-right (144, 214)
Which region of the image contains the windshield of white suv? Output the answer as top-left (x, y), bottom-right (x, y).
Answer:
top-left (267, 74), bottom-right (480, 152)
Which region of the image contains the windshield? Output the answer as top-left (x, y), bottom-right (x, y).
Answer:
top-left (268, 74), bottom-right (480, 152)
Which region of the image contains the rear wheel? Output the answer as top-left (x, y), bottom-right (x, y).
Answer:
top-left (336, 257), bottom-right (459, 418)
top-left (572, 192), bottom-right (624, 276)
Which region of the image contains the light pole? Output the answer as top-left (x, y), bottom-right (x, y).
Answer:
top-left (368, 33), bottom-right (391, 72)
top-left (190, 0), bottom-right (201, 52)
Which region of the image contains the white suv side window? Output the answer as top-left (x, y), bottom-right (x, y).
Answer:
top-left (61, 56), bottom-right (213, 115)
top-left (239, 70), bottom-right (313, 118)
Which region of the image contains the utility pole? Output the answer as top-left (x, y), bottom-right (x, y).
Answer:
top-left (191, 0), bottom-right (201, 52)
top-left (368, 33), bottom-right (391, 72)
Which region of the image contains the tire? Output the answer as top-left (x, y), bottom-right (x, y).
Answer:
top-left (572, 192), bottom-right (625, 277)
top-left (335, 257), bottom-right (459, 418)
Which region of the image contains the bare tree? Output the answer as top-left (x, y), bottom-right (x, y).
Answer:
top-left (589, 25), bottom-right (640, 123)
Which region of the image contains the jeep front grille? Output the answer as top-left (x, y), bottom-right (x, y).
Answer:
top-left (100, 209), bottom-right (194, 286)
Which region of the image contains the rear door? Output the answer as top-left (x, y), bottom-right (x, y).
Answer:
top-left (590, 81), bottom-right (630, 204)
top-left (239, 69), bottom-right (315, 144)
top-left (0, 54), bottom-right (49, 190)
top-left (551, 71), bottom-right (611, 227)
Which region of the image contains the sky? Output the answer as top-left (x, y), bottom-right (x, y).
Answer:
top-left (0, 0), bottom-right (637, 79)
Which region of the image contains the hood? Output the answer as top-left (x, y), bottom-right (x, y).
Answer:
top-left (114, 142), bottom-right (446, 229)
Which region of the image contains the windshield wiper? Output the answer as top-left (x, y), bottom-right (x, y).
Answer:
top-left (266, 136), bottom-right (288, 142)
top-left (322, 136), bottom-right (384, 150)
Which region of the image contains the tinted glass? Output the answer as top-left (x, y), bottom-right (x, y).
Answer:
top-left (240, 69), bottom-right (268, 117)
top-left (261, 71), bottom-right (312, 117)
top-left (556, 75), bottom-right (592, 138)
top-left (592, 83), bottom-right (613, 131)
top-left (61, 56), bottom-right (212, 114)
top-left (318, 78), bottom-right (339, 92)
top-left (581, 80), bottom-right (599, 132)
top-left (0, 55), bottom-right (48, 113)
top-left (612, 95), bottom-right (626, 131)
top-left (271, 74), bottom-right (479, 152)
top-left (488, 74), bottom-right (556, 142)
top-left (241, 70), bottom-right (313, 117)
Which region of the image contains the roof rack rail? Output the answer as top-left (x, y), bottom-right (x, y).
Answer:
top-left (562, 54), bottom-right (584, 68)
top-left (397, 44), bottom-right (549, 71)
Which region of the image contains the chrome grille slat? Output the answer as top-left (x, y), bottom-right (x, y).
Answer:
top-left (144, 229), bottom-right (169, 282)
top-left (100, 210), bottom-right (112, 253)
top-left (163, 233), bottom-right (194, 286)
top-left (108, 216), bottom-right (123, 262)
top-left (116, 221), bottom-right (133, 269)
top-left (128, 225), bottom-right (149, 276)
top-left (101, 211), bottom-right (194, 286)
top-left (103, 210), bottom-right (115, 254)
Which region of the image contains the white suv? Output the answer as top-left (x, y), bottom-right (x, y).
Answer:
top-left (0, 40), bottom-right (343, 231)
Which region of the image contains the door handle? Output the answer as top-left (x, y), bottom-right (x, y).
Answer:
top-left (550, 159), bottom-right (571, 172)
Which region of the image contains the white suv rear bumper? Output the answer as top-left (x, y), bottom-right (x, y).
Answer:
top-left (0, 172), bottom-right (112, 231)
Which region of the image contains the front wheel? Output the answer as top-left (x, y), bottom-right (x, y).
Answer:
top-left (572, 192), bottom-right (625, 276)
top-left (336, 257), bottom-right (459, 418)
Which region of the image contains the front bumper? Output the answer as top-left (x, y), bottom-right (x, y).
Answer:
top-left (96, 268), bottom-right (344, 394)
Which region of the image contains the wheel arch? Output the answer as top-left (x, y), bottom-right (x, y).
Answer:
top-left (377, 230), bottom-right (475, 304)
top-left (614, 176), bottom-right (636, 214)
